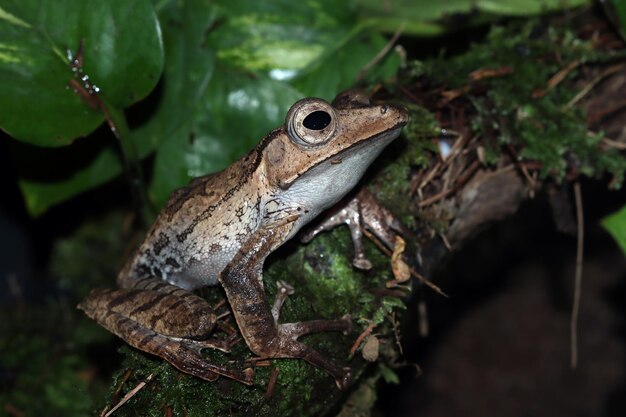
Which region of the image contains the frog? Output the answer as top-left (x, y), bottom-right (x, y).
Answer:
top-left (78, 90), bottom-right (408, 389)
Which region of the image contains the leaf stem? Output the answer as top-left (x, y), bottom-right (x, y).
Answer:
top-left (103, 102), bottom-right (156, 225)
top-left (66, 39), bottom-right (155, 224)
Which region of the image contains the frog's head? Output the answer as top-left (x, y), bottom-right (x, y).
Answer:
top-left (262, 90), bottom-right (408, 216)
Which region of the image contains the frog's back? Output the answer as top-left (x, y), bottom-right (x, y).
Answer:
top-left (118, 155), bottom-right (264, 290)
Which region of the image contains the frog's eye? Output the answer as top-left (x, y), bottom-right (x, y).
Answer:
top-left (285, 98), bottom-right (338, 147)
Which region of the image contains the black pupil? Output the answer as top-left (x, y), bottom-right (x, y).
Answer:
top-left (303, 110), bottom-right (331, 130)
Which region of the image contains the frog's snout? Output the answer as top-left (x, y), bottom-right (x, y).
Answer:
top-left (382, 103), bottom-right (409, 126)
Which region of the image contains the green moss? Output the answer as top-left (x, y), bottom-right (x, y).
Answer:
top-left (0, 213), bottom-right (130, 417)
top-left (409, 23), bottom-right (626, 187)
top-left (0, 305), bottom-right (111, 417)
top-left (103, 340), bottom-right (343, 416)
top-left (50, 211), bottom-right (129, 298)
top-left (336, 376), bottom-right (378, 417)
top-left (104, 347), bottom-right (258, 417)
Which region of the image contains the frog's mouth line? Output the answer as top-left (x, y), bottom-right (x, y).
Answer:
top-left (281, 120), bottom-right (407, 188)
top-left (312, 119), bottom-right (406, 164)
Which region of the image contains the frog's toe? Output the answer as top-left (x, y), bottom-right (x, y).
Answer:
top-left (352, 254), bottom-right (372, 270)
top-left (335, 367), bottom-right (352, 390)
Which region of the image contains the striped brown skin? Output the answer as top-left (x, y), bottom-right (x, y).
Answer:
top-left (80, 277), bottom-right (216, 340)
top-left (77, 300), bottom-right (254, 384)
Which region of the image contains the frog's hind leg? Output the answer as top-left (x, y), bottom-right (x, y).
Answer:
top-left (79, 295), bottom-right (254, 384)
top-left (120, 277), bottom-right (239, 351)
top-left (84, 286), bottom-right (217, 341)
top-left (219, 228), bottom-right (354, 389)
top-left (78, 287), bottom-right (254, 384)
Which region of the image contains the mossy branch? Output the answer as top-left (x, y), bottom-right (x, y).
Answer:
top-left (93, 17), bottom-right (626, 417)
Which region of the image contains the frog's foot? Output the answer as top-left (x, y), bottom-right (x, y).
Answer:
top-left (177, 335), bottom-right (235, 353)
top-left (264, 282), bottom-right (353, 388)
top-left (271, 280), bottom-right (295, 322)
top-left (301, 197), bottom-right (372, 270)
top-left (78, 292), bottom-right (255, 385)
top-left (275, 316), bottom-right (353, 389)
top-left (302, 189), bottom-right (411, 271)
top-left (279, 315), bottom-right (352, 337)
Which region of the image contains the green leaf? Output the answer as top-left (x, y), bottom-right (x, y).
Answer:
top-left (14, 0), bottom-right (208, 216)
top-left (11, 0), bottom-right (403, 216)
top-left (18, 146), bottom-right (122, 217)
top-left (292, 31), bottom-right (402, 100)
top-left (357, 0), bottom-right (591, 35)
top-left (378, 363), bottom-right (400, 384)
top-left (149, 69), bottom-right (303, 207)
top-left (132, 0), bottom-right (217, 154)
top-left (474, 0), bottom-right (590, 15)
top-left (209, 0), bottom-right (354, 76)
top-left (0, 0), bottom-right (163, 146)
top-left (601, 0), bottom-right (626, 41)
top-left (602, 205), bottom-right (626, 256)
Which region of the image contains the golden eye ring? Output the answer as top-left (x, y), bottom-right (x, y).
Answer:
top-left (285, 98), bottom-right (338, 147)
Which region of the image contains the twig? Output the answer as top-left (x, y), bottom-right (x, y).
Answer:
top-left (439, 232), bottom-right (452, 251)
top-left (264, 367), bottom-right (280, 400)
top-left (389, 312), bottom-right (404, 355)
top-left (99, 369), bottom-right (133, 416)
top-left (362, 228), bottom-right (448, 297)
top-left (440, 66), bottom-right (513, 104)
top-left (468, 66), bottom-right (513, 81)
top-left (505, 144), bottom-right (537, 192)
top-left (350, 323), bottom-right (377, 356)
top-left (532, 59), bottom-right (581, 98)
top-left (357, 24), bottom-right (405, 81)
top-left (417, 131), bottom-right (469, 195)
top-left (416, 161), bottom-right (442, 194)
top-left (417, 184), bottom-right (457, 208)
top-left (563, 64), bottom-right (624, 110)
top-left (103, 374), bottom-right (154, 417)
top-left (600, 136), bottom-right (626, 150)
top-left (570, 182), bottom-right (584, 369)
top-left (418, 159), bottom-right (481, 207)
top-left (397, 84), bottom-right (422, 104)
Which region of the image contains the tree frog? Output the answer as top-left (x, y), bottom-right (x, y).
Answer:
top-left (78, 90), bottom-right (408, 389)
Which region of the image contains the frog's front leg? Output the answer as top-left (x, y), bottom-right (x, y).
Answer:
top-left (219, 226), bottom-right (352, 389)
top-left (78, 279), bottom-right (254, 385)
top-left (302, 188), bottom-right (413, 270)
